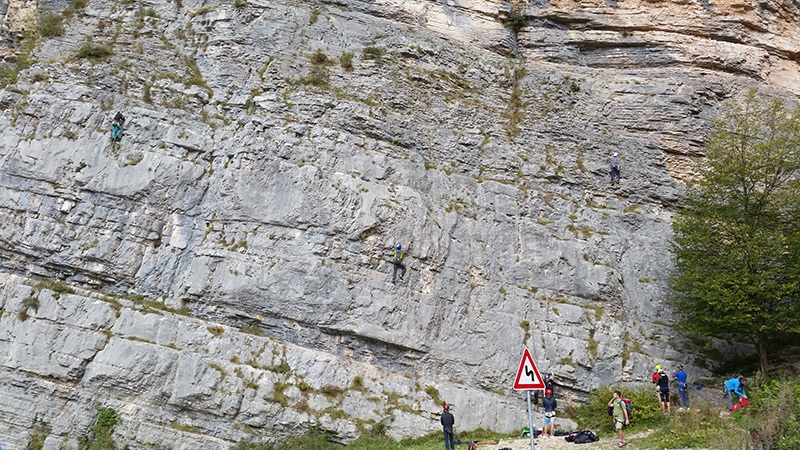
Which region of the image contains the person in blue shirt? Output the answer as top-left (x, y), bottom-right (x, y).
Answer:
top-left (724, 377), bottom-right (747, 411)
top-left (673, 365), bottom-right (689, 410)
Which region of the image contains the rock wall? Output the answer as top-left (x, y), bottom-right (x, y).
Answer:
top-left (1, 274), bottom-right (527, 448)
top-left (0, 0), bottom-right (797, 447)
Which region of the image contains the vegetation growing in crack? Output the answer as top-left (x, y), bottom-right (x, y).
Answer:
top-left (502, 67), bottom-right (526, 136)
top-left (78, 407), bottom-right (120, 450)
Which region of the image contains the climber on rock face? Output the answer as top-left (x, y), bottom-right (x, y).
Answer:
top-left (390, 242), bottom-right (411, 283)
top-left (607, 152), bottom-right (621, 185)
top-left (111, 111), bottom-right (125, 141)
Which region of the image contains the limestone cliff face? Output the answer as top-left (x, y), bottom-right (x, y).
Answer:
top-left (0, 0), bottom-right (797, 446)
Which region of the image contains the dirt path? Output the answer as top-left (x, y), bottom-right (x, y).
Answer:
top-left (468, 431), bottom-right (650, 450)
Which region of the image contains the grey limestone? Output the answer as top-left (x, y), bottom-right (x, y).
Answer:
top-left (1, 0), bottom-right (797, 446)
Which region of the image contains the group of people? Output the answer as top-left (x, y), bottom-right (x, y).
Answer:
top-left (437, 365), bottom-right (749, 450)
top-left (438, 373), bottom-right (558, 450)
top-left (652, 364), bottom-right (748, 412)
top-left (650, 364), bottom-right (690, 414)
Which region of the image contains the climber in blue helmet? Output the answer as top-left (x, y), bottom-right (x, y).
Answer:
top-left (390, 242), bottom-right (411, 283)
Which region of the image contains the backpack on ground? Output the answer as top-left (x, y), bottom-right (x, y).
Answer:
top-left (467, 442), bottom-right (477, 450)
top-left (566, 430), bottom-right (599, 444)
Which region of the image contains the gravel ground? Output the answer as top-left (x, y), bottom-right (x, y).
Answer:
top-left (461, 431), bottom-right (651, 450)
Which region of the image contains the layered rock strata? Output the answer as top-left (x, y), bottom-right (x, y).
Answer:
top-left (0, 0), bottom-right (797, 446)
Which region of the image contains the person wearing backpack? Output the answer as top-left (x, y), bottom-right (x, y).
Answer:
top-left (440, 403), bottom-right (455, 450)
top-left (542, 389), bottom-right (557, 438)
top-left (389, 242), bottom-right (411, 283)
top-left (673, 365), bottom-right (689, 410)
top-left (111, 111), bottom-right (125, 141)
top-left (608, 390), bottom-right (629, 447)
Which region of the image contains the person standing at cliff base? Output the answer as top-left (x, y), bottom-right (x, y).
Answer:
top-left (441, 403), bottom-right (455, 450)
top-left (673, 365), bottom-right (689, 410)
top-left (654, 366), bottom-right (672, 415)
top-left (609, 390), bottom-right (629, 447)
top-left (533, 371), bottom-right (554, 411)
top-left (542, 389), bottom-right (557, 438)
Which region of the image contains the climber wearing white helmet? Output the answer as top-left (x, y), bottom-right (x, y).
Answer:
top-left (607, 152), bottom-right (621, 185)
top-left (651, 364), bottom-right (671, 415)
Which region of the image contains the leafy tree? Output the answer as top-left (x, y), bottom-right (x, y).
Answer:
top-left (670, 90), bottom-right (800, 376)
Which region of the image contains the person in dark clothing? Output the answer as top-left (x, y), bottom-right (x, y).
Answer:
top-left (111, 111), bottom-right (126, 141)
top-left (533, 372), bottom-right (555, 409)
top-left (542, 389), bottom-right (557, 437)
top-left (607, 152), bottom-right (621, 184)
top-left (441, 404), bottom-right (455, 450)
top-left (654, 368), bottom-right (671, 415)
top-left (390, 242), bottom-right (410, 283)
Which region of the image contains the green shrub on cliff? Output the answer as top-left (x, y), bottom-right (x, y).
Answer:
top-left (78, 407), bottom-right (121, 450)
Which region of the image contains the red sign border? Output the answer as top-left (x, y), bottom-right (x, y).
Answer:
top-left (513, 348), bottom-right (545, 390)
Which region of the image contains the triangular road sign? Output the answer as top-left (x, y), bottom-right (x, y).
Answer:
top-left (513, 348), bottom-right (545, 390)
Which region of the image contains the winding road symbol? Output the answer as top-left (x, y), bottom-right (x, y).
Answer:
top-left (513, 348), bottom-right (545, 390)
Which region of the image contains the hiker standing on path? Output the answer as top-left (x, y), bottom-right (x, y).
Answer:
top-left (608, 390), bottom-right (629, 447)
top-left (673, 365), bottom-right (689, 410)
top-left (441, 403), bottom-right (455, 450)
top-left (542, 389), bottom-right (557, 438)
top-left (607, 152), bottom-right (621, 185)
top-left (724, 377), bottom-right (747, 411)
top-left (390, 242), bottom-right (411, 284)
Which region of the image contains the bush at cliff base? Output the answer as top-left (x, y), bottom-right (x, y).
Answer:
top-left (636, 401), bottom-right (748, 449)
top-left (573, 385), bottom-right (670, 434)
top-left (735, 373), bottom-right (800, 449)
top-left (583, 374), bottom-right (800, 449)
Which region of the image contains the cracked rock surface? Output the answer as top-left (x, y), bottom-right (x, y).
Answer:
top-left (0, 0), bottom-right (797, 446)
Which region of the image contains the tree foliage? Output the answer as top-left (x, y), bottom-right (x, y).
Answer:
top-left (670, 90), bottom-right (800, 376)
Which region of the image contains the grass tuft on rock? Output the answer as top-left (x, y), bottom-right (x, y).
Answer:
top-left (77, 44), bottom-right (114, 61)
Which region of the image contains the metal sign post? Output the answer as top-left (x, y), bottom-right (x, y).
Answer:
top-left (513, 348), bottom-right (546, 450)
top-left (526, 390), bottom-right (535, 450)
